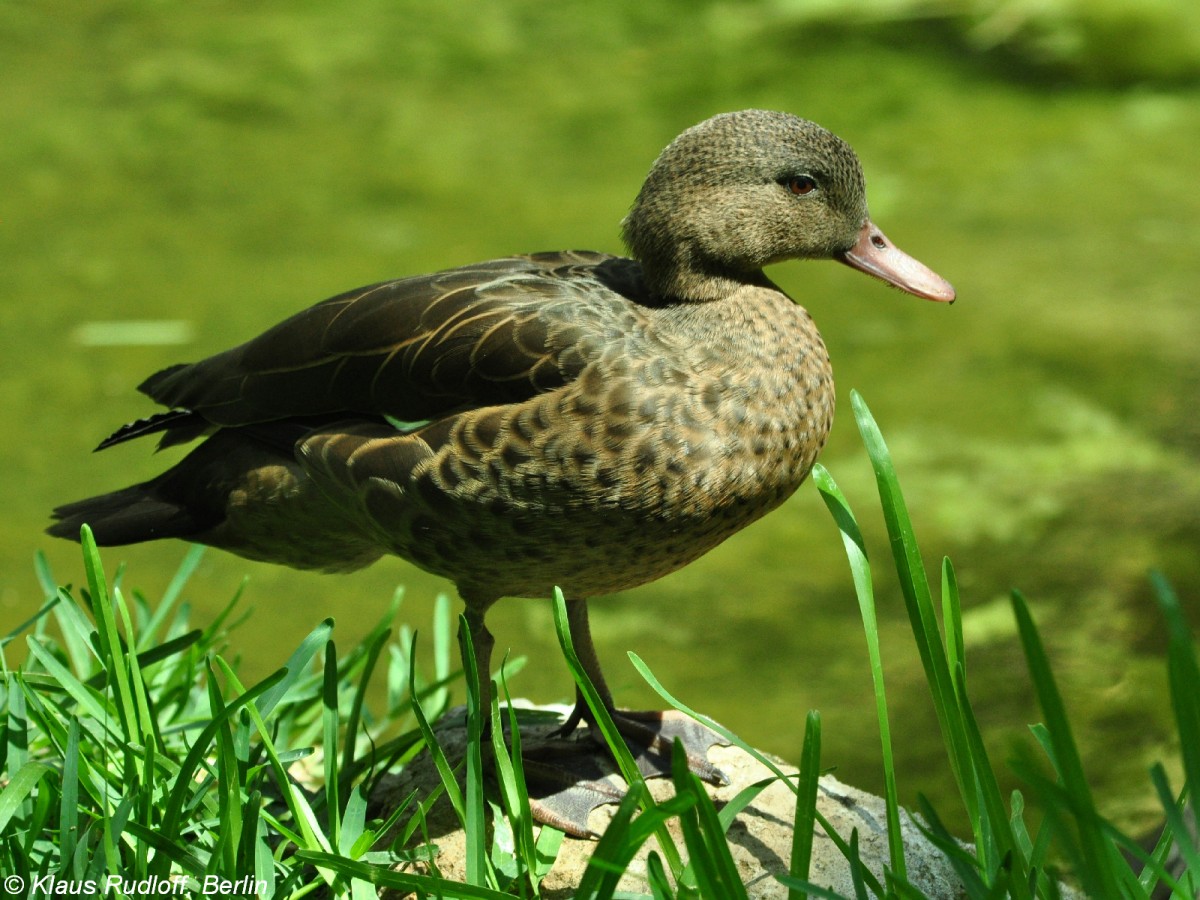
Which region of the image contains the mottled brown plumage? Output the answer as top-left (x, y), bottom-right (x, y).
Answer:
top-left (50, 111), bottom-right (953, 812)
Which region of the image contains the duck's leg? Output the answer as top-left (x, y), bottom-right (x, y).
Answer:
top-left (455, 595), bottom-right (724, 838)
top-left (461, 593), bottom-right (497, 718)
top-left (556, 596), bottom-right (615, 732)
top-left (557, 597), bottom-right (728, 786)
top-left (460, 592), bottom-right (622, 837)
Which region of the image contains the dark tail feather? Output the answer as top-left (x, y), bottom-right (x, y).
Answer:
top-left (95, 409), bottom-right (209, 452)
top-left (47, 484), bottom-right (212, 546)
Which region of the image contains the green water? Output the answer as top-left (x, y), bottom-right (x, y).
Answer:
top-left (3, 0), bottom-right (1198, 835)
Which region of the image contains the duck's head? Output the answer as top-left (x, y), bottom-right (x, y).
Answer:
top-left (622, 109), bottom-right (955, 304)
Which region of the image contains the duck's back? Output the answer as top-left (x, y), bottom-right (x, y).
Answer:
top-left (137, 251), bottom-right (647, 439)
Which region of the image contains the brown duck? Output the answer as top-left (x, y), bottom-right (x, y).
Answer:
top-left (50, 109), bottom-right (953, 811)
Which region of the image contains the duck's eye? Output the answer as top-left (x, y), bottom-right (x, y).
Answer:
top-left (785, 175), bottom-right (817, 196)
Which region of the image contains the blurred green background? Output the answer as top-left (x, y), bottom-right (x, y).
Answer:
top-left (3, 0), bottom-right (1198, 835)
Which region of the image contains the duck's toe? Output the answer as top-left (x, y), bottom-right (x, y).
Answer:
top-left (600, 709), bottom-right (730, 785)
top-left (515, 708), bottom-right (729, 837)
top-left (554, 703), bottom-right (729, 785)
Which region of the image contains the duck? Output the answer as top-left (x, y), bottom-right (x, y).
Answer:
top-left (49, 109), bottom-right (954, 831)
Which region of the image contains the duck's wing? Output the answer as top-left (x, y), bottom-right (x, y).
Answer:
top-left (107, 251), bottom-right (637, 448)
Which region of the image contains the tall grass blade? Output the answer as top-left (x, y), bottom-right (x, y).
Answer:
top-left (23, 640), bottom-right (120, 740)
top-left (407, 631), bottom-right (466, 828)
top-left (211, 656), bottom-right (329, 855)
top-left (204, 660), bottom-right (242, 875)
top-left (79, 525), bottom-right (140, 750)
top-left (953, 661), bottom-right (1027, 894)
top-left (139, 543), bottom-right (205, 649)
top-left (942, 558), bottom-right (965, 695)
top-left (295, 849), bottom-right (517, 897)
top-left (3, 674), bottom-right (28, 792)
top-left (1148, 765), bottom-right (1200, 894)
top-left (457, 615), bottom-right (489, 887)
top-left (50, 588), bottom-right (99, 679)
top-left (112, 578), bottom-right (157, 768)
top-left (788, 709), bottom-right (822, 900)
top-left (59, 717), bottom-right (82, 865)
top-left (159, 668), bottom-right (285, 844)
top-left (813, 462), bottom-right (905, 879)
top-left (630, 650), bottom-right (885, 896)
top-left (1010, 589), bottom-right (1120, 895)
top-left (849, 392), bottom-right (979, 840)
top-left (645, 851), bottom-right (674, 899)
top-left (631, 653), bottom-right (789, 786)
top-left (575, 788), bottom-right (692, 899)
top-left (671, 741), bottom-right (748, 900)
top-left (912, 796), bottom-right (990, 894)
top-left (847, 828), bottom-right (869, 900)
top-left (551, 590), bottom-right (641, 790)
top-left (1, 597), bottom-right (60, 650)
top-left (1151, 571), bottom-right (1200, 877)
top-left (552, 589), bottom-right (686, 878)
top-left (253, 617), bottom-right (334, 720)
top-left (489, 657), bottom-right (545, 887)
top-left (0, 761), bottom-right (55, 835)
top-left (341, 625), bottom-right (390, 792)
top-left (322, 639), bottom-right (342, 850)
top-left (715, 775), bottom-right (800, 841)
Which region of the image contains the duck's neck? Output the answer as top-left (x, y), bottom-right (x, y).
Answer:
top-left (638, 247), bottom-right (773, 303)
top-left (623, 208), bottom-right (772, 302)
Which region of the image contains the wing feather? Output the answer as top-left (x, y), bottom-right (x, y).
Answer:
top-left (136, 252), bottom-right (639, 432)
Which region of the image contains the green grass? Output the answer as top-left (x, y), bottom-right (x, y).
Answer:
top-left (2, 396), bottom-right (1197, 897)
top-left (808, 392), bottom-right (1199, 898)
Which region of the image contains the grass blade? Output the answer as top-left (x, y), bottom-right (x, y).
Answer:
top-left (0, 761), bottom-right (55, 835)
top-left (813, 462), bottom-right (905, 879)
top-left (552, 589), bottom-right (687, 878)
top-left (551, 590), bottom-right (642, 791)
top-left (576, 787), bottom-right (693, 898)
top-left (138, 543), bottom-right (205, 649)
top-left (340, 612), bottom-right (394, 787)
top-left (942, 558), bottom-right (965, 696)
top-left (1010, 589), bottom-right (1120, 895)
top-left (296, 849), bottom-right (517, 897)
top-left (457, 614), bottom-right (489, 887)
top-left (789, 709), bottom-right (821, 900)
top-left (79, 525), bottom-right (140, 749)
top-left (629, 647), bottom-right (888, 896)
top-left (1148, 764), bottom-right (1200, 891)
top-left (1151, 572), bottom-right (1200, 860)
top-left (407, 630), bottom-right (466, 828)
top-left (254, 618), bottom-right (334, 719)
top-left (672, 741), bottom-right (748, 900)
top-left (850, 392), bottom-right (985, 852)
top-left (159, 667), bottom-right (286, 844)
top-left (323, 639), bottom-right (341, 851)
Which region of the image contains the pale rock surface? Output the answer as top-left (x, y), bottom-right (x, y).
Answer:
top-left (372, 705), bottom-right (1080, 899)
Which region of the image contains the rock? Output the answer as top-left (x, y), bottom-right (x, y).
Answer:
top-left (370, 704), bottom-right (1076, 898)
